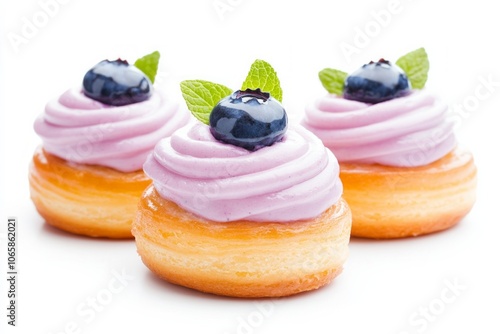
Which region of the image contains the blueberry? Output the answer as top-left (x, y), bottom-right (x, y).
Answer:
top-left (83, 59), bottom-right (151, 106)
top-left (209, 89), bottom-right (288, 151)
top-left (343, 59), bottom-right (411, 104)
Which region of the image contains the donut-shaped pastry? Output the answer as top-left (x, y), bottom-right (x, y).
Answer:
top-left (133, 123), bottom-right (352, 297)
top-left (340, 148), bottom-right (476, 238)
top-left (30, 81), bottom-right (189, 238)
top-left (30, 147), bottom-right (150, 238)
top-left (304, 88), bottom-right (478, 238)
top-left (133, 186), bottom-right (351, 297)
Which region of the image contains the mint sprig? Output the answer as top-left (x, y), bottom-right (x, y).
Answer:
top-left (134, 51), bottom-right (160, 83)
top-left (396, 47), bottom-right (429, 89)
top-left (318, 47), bottom-right (429, 93)
top-left (241, 60), bottom-right (283, 102)
top-left (180, 80), bottom-right (233, 125)
top-left (319, 68), bottom-right (348, 95)
top-left (180, 60), bottom-right (283, 124)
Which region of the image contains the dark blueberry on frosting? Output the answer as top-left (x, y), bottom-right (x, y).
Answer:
top-left (209, 88), bottom-right (288, 151)
top-left (83, 59), bottom-right (151, 106)
top-left (343, 59), bottom-right (411, 104)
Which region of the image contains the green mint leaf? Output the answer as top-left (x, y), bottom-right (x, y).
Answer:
top-left (396, 47), bottom-right (429, 89)
top-left (318, 68), bottom-right (348, 95)
top-left (180, 80), bottom-right (233, 125)
top-left (241, 59), bottom-right (283, 102)
top-left (134, 51), bottom-right (160, 83)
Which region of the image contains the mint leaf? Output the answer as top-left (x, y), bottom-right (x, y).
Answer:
top-left (180, 80), bottom-right (233, 125)
top-left (319, 68), bottom-right (348, 95)
top-left (134, 51), bottom-right (160, 83)
top-left (241, 59), bottom-right (283, 102)
top-left (396, 47), bottom-right (429, 89)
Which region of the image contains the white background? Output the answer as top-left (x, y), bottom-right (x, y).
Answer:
top-left (1, 1), bottom-right (499, 333)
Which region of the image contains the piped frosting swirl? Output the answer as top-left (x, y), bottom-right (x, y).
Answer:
top-left (34, 88), bottom-right (190, 172)
top-left (302, 90), bottom-right (456, 167)
top-left (144, 122), bottom-right (343, 222)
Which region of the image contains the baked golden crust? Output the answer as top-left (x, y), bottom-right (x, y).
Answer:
top-left (340, 147), bottom-right (477, 239)
top-left (132, 186), bottom-right (352, 298)
top-left (29, 147), bottom-right (151, 238)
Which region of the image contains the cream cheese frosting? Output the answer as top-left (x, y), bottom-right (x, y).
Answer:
top-left (34, 88), bottom-right (190, 172)
top-left (302, 90), bottom-right (456, 167)
top-left (144, 122), bottom-right (343, 222)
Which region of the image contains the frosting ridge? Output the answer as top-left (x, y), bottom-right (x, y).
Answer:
top-left (144, 123), bottom-right (343, 222)
top-left (34, 88), bottom-right (190, 172)
top-left (302, 90), bottom-right (456, 167)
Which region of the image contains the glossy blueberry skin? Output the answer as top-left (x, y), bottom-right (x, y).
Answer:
top-left (209, 89), bottom-right (288, 151)
top-left (83, 59), bottom-right (151, 106)
top-left (343, 60), bottom-right (411, 104)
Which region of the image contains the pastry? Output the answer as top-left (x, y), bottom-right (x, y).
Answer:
top-left (29, 52), bottom-right (190, 238)
top-left (302, 48), bottom-right (477, 238)
top-left (132, 60), bottom-right (351, 297)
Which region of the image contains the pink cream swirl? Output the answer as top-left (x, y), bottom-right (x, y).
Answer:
top-left (144, 122), bottom-right (343, 222)
top-left (302, 90), bottom-right (456, 167)
top-left (34, 88), bottom-right (190, 172)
